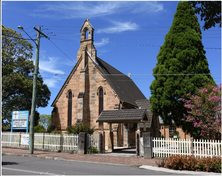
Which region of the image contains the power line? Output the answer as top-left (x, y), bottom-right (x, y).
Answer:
top-left (43, 30), bottom-right (220, 36)
top-left (43, 28), bottom-right (221, 32)
top-left (49, 35), bottom-right (221, 39)
top-left (2, 34), bottom-right (37, 41)
top-left (47, 38), bottom-right (76, 64)
top-left (53, 73), bottom-right (221, 76)
top-left (2, 33), bottom-right (76, 64)
top-left (40, 25), bottom-right (217, 28)
top-left (25, 26), bottom-right (34, 30)
top-left (49, 37), bottom-right (221, 49)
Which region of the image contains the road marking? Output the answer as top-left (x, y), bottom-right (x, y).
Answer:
top-left (3, 167), bottom-right (66, 176)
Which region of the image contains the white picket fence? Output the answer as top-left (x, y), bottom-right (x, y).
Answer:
top-left (153, 137), bottom-right (222, 158)
top-left (34, 133), bottom-right (79, 151)
top-left (2, 132), bottom-right (98, 152)
top-left (2, 132), bottom-right (26, 148)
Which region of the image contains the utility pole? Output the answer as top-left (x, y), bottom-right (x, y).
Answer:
top-left (18, 25), bottom-right (48, 154)
top-left (29, 26), bottom-right (48, 154)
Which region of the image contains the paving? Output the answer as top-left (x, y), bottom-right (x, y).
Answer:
top-left (2, 147), bottom-right (157, 167)
top-left (2, 147), bottom-right (221, 175)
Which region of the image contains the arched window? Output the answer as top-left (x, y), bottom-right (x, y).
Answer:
top-left (68, 91), bottom-right (72, 127)
top-left (83, 28), bottom-right (88, 40)
top-left (99, 88), bottom-right (103, 115)
top-left (86, 29), bottom-right (88, 39)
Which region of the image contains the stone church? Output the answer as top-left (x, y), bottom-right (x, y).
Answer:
top-left (51, 19), bottom-right (159, 151)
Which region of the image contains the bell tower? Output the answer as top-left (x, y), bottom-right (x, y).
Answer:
top-left (77, 18), bottom-right (97, 62)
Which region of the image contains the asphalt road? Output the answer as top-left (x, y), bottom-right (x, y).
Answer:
top-left (2, 155), bottom-right (176, 175)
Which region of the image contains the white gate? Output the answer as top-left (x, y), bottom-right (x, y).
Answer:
top-left (139, 137), bottom-right (144, 157)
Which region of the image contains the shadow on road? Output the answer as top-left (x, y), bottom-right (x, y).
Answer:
top-left (112, 147), bottom-right (136, 154)
top-left (2, 162), bottom-right (18, 165)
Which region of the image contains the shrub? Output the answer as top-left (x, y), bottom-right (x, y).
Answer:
top-left (155, 158), bottom-right (167, 167)
top-left (161, 155), bottom-right (221, 173)
top-left (34, 125), bottom-right (46, 133)
top-left (50, 130), bottom-right (62, 134)
top-left (210, 156), bottom-right (221, 173)
top-left (183, 155), bottom-right (198, 171)
top-left (165, 155), bottom-right (184, 170)
top-left (46, 125), bottom-right (55, 133)
top-left (66, 121), bottom-right (94, 134)
top-left (170, 129), bottom-right (181, 139)
top-left (87, 146), bottom-right (99, 154)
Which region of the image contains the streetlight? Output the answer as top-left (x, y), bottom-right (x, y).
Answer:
top-left (18, 26), bottom-right (38, 44)
top-left (18, 26), bottom-right (47, 154)
top-left (17, 26), bottom-right (23, 30)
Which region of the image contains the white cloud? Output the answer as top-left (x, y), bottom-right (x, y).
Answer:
top-left (97, 21), bottom-right (139, 33)
top-left (39, 56), bottom-right (65, 74)
top-left (31, 1), bottom-right (164, 19)
top-left (44, 79), bottom-right (59, 88)
top-left (132, 1), bottom-right (163, 13)
top-left (95, 38), bottom-right (109, 47)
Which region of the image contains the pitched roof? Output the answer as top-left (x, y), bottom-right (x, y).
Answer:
top-left (136, 99), bottom-right (153, 128)
top-left (95, 57), bottom-right (146, 107)
top-left (80, 18), bottom-right (94, 31)
top-left (51, 55), bottom-right (146, 107)
top-left (51, 56), bottom-right (83, 106)
top-left (96, 109), bottom-right (148, 123)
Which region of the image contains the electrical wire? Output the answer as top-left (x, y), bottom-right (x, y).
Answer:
top-left (40, 25), bottom-right (217, 28)
top-left (47, 38), bottom-right (76, 64)
top-left (53, 73), bottom-right (221, 76)
top-left (48, 37), bottom-right (221, 49)
top-left (2, 34), bottom-right (37, 41)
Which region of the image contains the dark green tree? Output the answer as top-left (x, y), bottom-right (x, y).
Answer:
top-left (149, 2), bottom-right (215, 136)
top-left (189, 1), bottom-right (221, 30)
top-left (2, 25), bottom-right (51, 128)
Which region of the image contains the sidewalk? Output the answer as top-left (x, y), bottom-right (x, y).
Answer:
top-left (2, 147), bottom-right (157, 166)
top-left (2, 147), bottom-right (221, 175)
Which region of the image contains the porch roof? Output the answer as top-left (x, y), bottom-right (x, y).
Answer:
top-left (96, 109), bottom-right (148, 123)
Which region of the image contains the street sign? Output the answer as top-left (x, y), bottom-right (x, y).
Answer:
top-left (11, 111), bottom-right (29, 133)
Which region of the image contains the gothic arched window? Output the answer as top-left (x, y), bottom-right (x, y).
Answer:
top-left (99, 88), bottom-right (103, 115)
top-left (68, 91), bottom-right (72, 127)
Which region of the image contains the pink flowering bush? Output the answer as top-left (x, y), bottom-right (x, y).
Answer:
top-left (180, 83), bottom-right (221, 140)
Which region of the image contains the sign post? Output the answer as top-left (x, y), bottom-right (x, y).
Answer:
top-left (11, 111), bottom-right (29, 133)
top-left (11, 111), bottom-right (29, 146)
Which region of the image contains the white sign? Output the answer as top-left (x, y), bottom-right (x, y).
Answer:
top-left (12, 111), bottom-right (29, 120)
top-left (21, 134), bottom-right (29, 145)
top-left (13, 111), bottom-right (19, 119)
top-left (13, 120), bottom-right (27, 128)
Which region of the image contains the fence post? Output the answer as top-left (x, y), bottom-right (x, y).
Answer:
top-left (86, 133), bottom-right (89, 151)
top-left (42, 133), bottom-right (45, 150)
top-left (191, 137), bottom-right (194, 156)
top-left (98, 133), bottom-right (100, 153)
top-left (78, 132), bottom-right (87, 154)
top-left (19, 132), bottom-right (21, 148)
top-left (59, 134), bottom-right (63, 152)
top-left (143, 132), bottom-right (153, 159)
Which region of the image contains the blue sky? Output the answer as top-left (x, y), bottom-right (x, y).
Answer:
top-left (2, 1), bottom-right (221, 116)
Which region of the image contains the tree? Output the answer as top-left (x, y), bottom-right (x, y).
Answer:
top-left (189, 1), bottom-right (221, 30)
top-left (149, 2), bottom-right (215, 133)
top-left (180, 83), bottom-right (221, 140)
top-left (2, 25), bottom-right (51, 127)
top-left (34, 124), bottom-right (46, 133)
top-left (39, 114), bottom-right (51, 129)
top-left (66, 120), bottom-right (94, 134)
